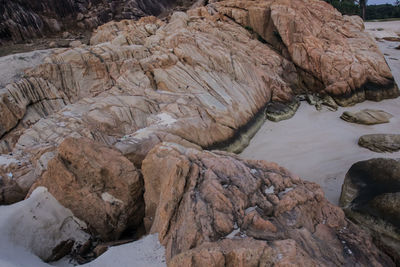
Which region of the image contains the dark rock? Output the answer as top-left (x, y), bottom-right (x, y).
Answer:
top-left (266, 99), bottom-right (300, 122)
top-left (47, 239), bottom-right (75, 262)
top-left (340, 158), bottom-right (400, 265)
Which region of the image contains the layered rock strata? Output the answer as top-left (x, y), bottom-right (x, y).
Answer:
top-left (0, 187), bottom-right (90, 262)
top-left (0, 0), bottom-right (398, 208)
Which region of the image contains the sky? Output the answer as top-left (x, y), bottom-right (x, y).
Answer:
top-left (368, 0), bottom-right (396, 4)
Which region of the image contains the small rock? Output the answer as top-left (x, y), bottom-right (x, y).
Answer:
top-left (341, 109), bottom-right (393, 125)
top-left (62, 31), bottom-right (70, 38)
top-left (93, 245), bottom-right (108, 257)
top-left (383, 36), bottom-right (400, 42)
top-left (144, 24), bottom-right (158, 35)
top-left (77, 13), bottom-right (84, 21)
top-left (69, 40), bottom-right (82, 48)
top-left (358, 134), bottom-right (400, 153)
top-left (49, 41), bottom-right (57, 48)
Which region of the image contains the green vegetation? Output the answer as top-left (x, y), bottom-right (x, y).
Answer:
top-left (324, 0), bottom-right (400, 20)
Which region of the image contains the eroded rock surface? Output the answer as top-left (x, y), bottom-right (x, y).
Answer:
top-left (30, 137), bottom-right (144, 241)
top-left (340, 158), bottom-right (400, 265)
top-left (359, 134), bottom-right (400, 153)
top-left (214, 0), bottom-right (398, 105)
top-left (142, 142), bottom-right (394, 266)
top-left (0, 1), bottom-right (398, 202)
top-left (341, 109), bottom-right (393, 125)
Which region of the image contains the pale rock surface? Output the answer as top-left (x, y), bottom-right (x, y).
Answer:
top-left (0, 187), bottom-right (89, 262)
top-left (142, 142), bottom-right (394, 266)
top-left (30, 137), bottom-right (144, 241)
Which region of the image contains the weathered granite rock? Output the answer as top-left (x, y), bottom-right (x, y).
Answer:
top-left (340, 158), bottom-right (400, 265)
top-left (30, 137), bottom-right (144, 241)
top-left (214, 0), bottom-right (399, 104)
top-left (0, 9), bottom-right (299, 191)
top-left (341, 109), bottom-right (393, 125)
top-left (358, 134), bottom-right (400, 152)
top-left (142, 142), bottom-right (394, 266)
top-left (0, 0), bottom-right (398, 204)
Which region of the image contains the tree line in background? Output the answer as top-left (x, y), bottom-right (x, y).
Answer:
top-left (324, 0), bottom-right (400, 20)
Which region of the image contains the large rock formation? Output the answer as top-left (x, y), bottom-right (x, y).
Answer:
top-left (0, 1), bottom-right (397, 198)
top-left (30, 137), bottom-right (144, 241)
top-left (0, 1), bottom-right (398, 264)
top-left (0, 0), bottom-right (193, 44)
top-left (142, 142), bottom-right (394, 266)
top-left (0, 9), bottom-right (300, 178)
top-left (340, 158), bottom-right (400, 265)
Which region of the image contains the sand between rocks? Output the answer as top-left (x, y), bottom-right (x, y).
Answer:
top-left (241, 21), bottom-right (400, 205)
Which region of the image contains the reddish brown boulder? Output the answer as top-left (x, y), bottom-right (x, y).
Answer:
top-left (31, 137), bottom-right (144, 241)
top-left (142, 143), bottom-right (394, 266)
top-left (214, 0), bottom-right (398, 105)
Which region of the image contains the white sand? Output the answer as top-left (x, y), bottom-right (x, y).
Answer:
top-left (241, 100), bottom-right (400, 204)
top-left (241, 21), bottom-right (400, 205)
top-left (81, 234), bottom-right (166, 267)
top-left (365, 20), bottom-right (400, 39)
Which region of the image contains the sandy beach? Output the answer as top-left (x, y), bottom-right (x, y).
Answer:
top-left (241, 21), bottom-right (400, 205)
top-left (0, 15), bottom-right (399, 267)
